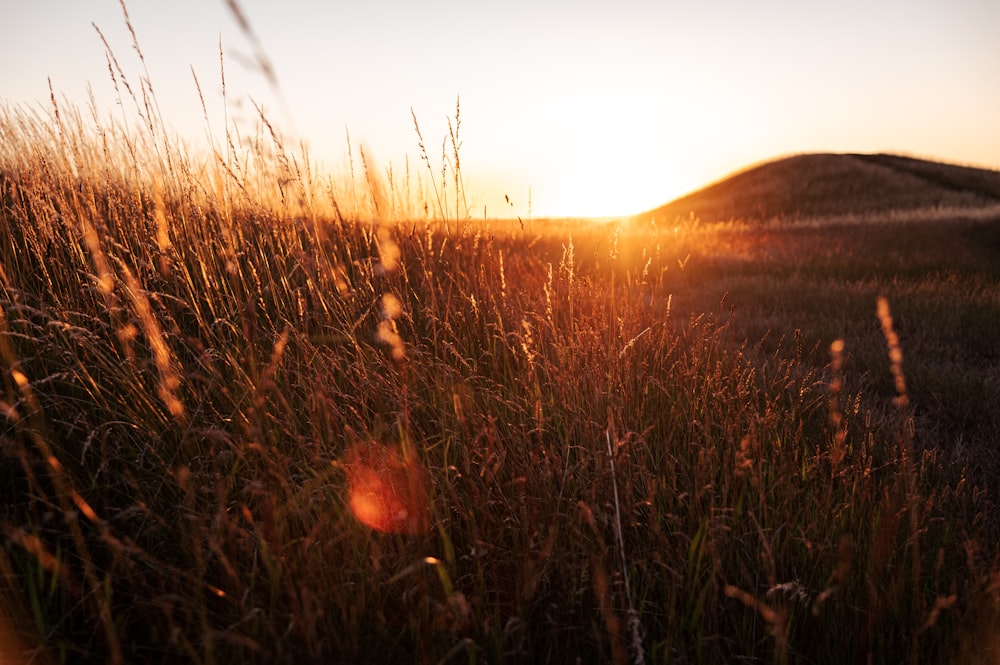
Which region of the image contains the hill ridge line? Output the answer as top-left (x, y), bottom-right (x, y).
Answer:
top-left (851, 153), bottom-right (1000, 203)
top-left (636, 152), bottom-right (1000, 223)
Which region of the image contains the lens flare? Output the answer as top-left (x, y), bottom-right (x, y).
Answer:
top-left (346, 441), bottom-right (430, 535)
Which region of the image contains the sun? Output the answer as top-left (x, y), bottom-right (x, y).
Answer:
top-left (492, 82), bottom-right (694, 219)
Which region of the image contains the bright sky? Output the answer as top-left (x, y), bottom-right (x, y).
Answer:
top-left (3, 0), bottom-right (999, 218)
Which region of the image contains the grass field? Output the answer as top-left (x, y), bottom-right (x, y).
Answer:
top-left (2, 29), bottom-right (1000, 664)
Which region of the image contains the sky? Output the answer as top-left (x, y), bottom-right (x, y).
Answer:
top-left (2, 0), bottom-right (999, 218)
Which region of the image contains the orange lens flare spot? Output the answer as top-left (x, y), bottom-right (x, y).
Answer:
top-left (346, 442), bottom-right (430, 535)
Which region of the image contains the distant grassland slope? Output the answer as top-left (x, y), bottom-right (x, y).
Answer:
top-left (638, 153), bottom-right (1000, 224)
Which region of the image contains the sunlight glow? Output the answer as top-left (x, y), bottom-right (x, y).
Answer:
top-left (483, 75), bottom-right (732, 219)
top-left (346, 441), bottom-right (429, 535)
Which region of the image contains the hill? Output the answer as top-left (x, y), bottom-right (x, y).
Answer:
top-left (637, 152), bottom-right (1000, 224)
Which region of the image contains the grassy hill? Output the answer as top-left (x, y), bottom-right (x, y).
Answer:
top-left (636, 153), bottom-right (1000, 224)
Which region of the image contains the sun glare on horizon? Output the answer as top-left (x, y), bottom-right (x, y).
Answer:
top-left (478, 80), bottom-right (727, 219)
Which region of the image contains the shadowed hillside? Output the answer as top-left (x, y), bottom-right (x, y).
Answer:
top-left (637, 153), bottom-right (1000, 224)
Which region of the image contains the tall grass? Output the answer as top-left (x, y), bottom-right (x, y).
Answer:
top-left (2, 10), bottom-right (999, 664)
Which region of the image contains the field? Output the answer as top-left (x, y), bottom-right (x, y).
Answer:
top-left (3, 51), bottom-right (1000, 665)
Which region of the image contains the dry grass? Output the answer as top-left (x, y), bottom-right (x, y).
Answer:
top-left (1, 10), bottom-right (999, 664)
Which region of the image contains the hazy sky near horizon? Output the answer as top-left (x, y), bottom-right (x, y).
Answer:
top-left (3, 0), bottom-right (999, 218)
